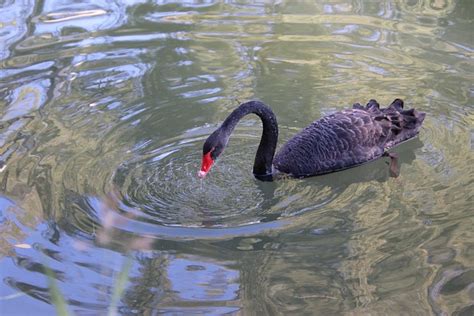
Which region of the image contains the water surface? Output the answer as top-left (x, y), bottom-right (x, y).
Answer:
top-left (1, 0), bottom-right (473, 315)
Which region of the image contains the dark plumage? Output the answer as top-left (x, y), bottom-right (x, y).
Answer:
top-left (198, 99), bottom-right (425, 181)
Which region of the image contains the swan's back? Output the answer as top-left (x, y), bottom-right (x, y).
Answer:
top-left (273, 99), bottom-right (425, 177)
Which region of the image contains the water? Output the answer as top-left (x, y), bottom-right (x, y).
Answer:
top-left (1, 0), bottom-right (473, 315)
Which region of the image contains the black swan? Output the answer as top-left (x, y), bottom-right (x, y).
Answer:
top-left (198, 99), bottom-right (425, 181)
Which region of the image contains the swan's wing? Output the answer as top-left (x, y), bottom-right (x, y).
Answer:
top-left (274, 99), bottom-right (425, 177)
top-left (274, 109), bottom-right (386, 176)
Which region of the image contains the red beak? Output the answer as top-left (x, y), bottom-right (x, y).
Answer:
top-left (198, 151), bottom-right (214, 178)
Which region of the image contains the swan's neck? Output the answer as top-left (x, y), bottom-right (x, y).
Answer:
top-left (221, 101), bottom-right (278, 178)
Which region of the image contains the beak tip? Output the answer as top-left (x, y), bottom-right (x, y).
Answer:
top-left (197, 170), bottom-right (207, 179)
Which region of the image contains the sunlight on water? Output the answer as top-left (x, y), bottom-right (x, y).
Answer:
top-left (0, 0), bottom-right (473, 315)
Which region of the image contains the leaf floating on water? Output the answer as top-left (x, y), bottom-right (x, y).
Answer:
top-left (0, 292), bottom-right (27, 301)
top-left (42, 9), bottom-right (107, 23)
top-left (14, 243), bottom-right (32, 249)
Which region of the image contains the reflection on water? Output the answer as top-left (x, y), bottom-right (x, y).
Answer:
top-left (1, 0), bottom-right (473, 314)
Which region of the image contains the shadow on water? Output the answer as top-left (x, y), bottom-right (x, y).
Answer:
top-left (257, 137), bottom-right (424, 218)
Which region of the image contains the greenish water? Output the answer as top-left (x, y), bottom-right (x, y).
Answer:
top-left (1, 0), bottom-right (473, 315)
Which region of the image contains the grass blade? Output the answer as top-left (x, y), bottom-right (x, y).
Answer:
top-left (108, 256), bottom-right (133, 316)
top-left (44, 266), bottom-right (70, 316)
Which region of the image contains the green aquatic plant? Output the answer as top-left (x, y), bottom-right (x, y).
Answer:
top-left (44, 265), bottom-right (70, 316)
top-left (108, 256), bottom-right (133, 316)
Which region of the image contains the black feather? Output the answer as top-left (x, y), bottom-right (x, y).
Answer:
top-left (201, 99), bottom-right (425, 180)
top-left (273, 99), bottom-right (425, 177)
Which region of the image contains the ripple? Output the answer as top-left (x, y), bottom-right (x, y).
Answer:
top-left (1, 0), bottom-right (473, 314)
top-left (113, 128), bottom-right (274, 227)
top-left (39, 112), bottom-right (428, 242)
top-left (93, 123), bottom-right (414, 234)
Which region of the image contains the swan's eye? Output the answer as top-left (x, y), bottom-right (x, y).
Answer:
top-left (211, 146), bottom-right (221, 160)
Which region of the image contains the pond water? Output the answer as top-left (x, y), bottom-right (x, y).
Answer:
top-left (1, 0), bottom-right (473, 315)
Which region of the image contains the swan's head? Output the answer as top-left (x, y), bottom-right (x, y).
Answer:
top-left (198, 129), bottom-right (227, 178)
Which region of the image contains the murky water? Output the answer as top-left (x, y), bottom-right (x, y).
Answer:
top-left (1, 0), bottom-right (473, 315)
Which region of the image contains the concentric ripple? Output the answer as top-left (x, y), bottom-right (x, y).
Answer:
top-left (108, 125), bottom-right (367, 229)
top-left (115, 134), bottom-right (264, 227)
top-left (1, 0), bottom-right (473, 314)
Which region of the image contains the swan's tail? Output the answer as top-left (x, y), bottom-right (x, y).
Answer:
top-left (354, 99), bottom-right (426, 148)
top-left (385, 98), bottom-right (426, 139)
